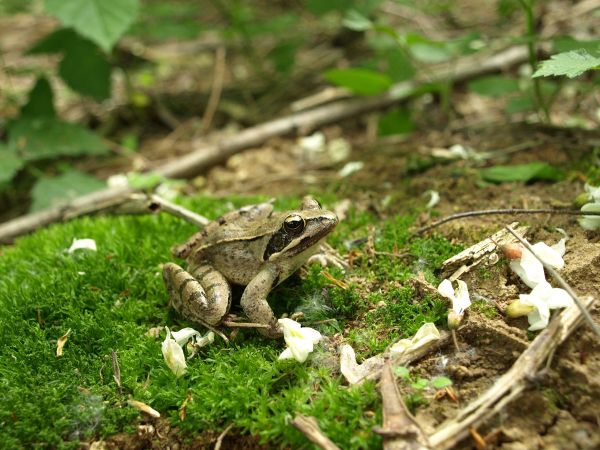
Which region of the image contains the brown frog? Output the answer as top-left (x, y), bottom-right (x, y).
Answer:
top-left (163, 197), bottom-right (338, 338)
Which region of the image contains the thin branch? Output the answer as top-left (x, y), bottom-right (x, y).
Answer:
top-left (505, 225), bottom-right (600, 338)
top-left (413, 208), bottom-right (600, 235)
top-left (291, 415), bottom-right (341, 450)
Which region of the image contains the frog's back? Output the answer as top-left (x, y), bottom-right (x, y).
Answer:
top-left (172, 201), bottom-right (274, 259)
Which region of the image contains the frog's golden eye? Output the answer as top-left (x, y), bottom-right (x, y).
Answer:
top-left (284, 214), bottom-right (305, 234)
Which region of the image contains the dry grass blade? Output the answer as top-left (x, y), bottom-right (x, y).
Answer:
top-left (127, 399), bottom-right (161, 418)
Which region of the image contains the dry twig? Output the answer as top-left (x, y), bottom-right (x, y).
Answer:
top-left (202, 47), bottom-right (227, 133)
top-left (291, 415), bottom-right (341, 450)
top-left (414, 208), bottom-right (600, 235)
top-left (374, 362), bottom-right (430, 450)
top-left (214, 423), bottom-right (234, 450)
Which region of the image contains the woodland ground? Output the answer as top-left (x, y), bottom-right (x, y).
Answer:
top-left (0, 1), bottom-right (599, 449)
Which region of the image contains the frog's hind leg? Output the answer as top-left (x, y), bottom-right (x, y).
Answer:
top-left (162, 263), bottom-right (231, 326)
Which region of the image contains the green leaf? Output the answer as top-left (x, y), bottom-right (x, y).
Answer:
top-left (431, 376), bottom-right (453, 389)
top-left (20, 77), bottom-right (56, 118)
top-left (506, 94), bottom-right (535, 114)
top-left (533, 50), bottom-right (600, 79)
top-left (552, 36), bottom-right (600, 55)
top-left (30, 170), bottom-right (106, 212)
top-left (378, 108), bottom-right (414, 136)
top-left (394, 366), bottom-right (410, 379)
top-left (480, 162), bottom-right (564, 183)
top-left (324, 68), bottom-right (393, 95)
top-left (8, 117), bottom-right (109, 161)
top-left (343, 10), bottom-right (372, 31)
top-left (29, 29), bottom-right (111, 100)
top-left (0, 144), bottom-right (24, 184)
top-left (43, 0), bottom-right (140, 52)
top-left (269, 41), bottom-right (299, 74)
top-left (468, 75), bottom-right (520, 97)
top-left (411, 378), bottom-right (429, 390)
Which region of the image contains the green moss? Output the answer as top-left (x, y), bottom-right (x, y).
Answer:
top-left (471, 300), bottom-right (499, 319)
top-left (0, 196), bottom-right (460, 447)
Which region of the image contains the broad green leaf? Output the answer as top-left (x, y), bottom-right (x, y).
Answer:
top-left (0, 144), bottom-right (24, 184)
top-left (30, 170), bottom-right (105, 212)
top-left (8, 118), bottom-right (109, 161)
top-left (21, 77), bottom-right (56, 118)
top-left (269, 40), bottom-right (299, 74)
top-left (409, 43), bottom-right (452, 63)
top-left (324, 68), bottom-right (393, 95)
top-left (468, 75), bottom-right (520, 97)
top-left (343, 10), bottom-right (372, 31)
top-left (307, 0), bottom-right (383, 15)
top-left (44, 0), bottom-right (139, 52)
top-left (552, 36), bottom-right (600, 54)
top-left (29, 29), bottom-right (111, 100)
top-left (378, 108), bottom-right (414, 136)
top-left (383, 49), bottom-right (415, 82)
top-left (431, 376), bottom-right (453, 389)
top-left (481, 162), bottom-right (563, 183)
top-left (533, 50), bottom-right (600, 79)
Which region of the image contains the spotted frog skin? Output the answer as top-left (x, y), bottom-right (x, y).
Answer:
top-left (162, 197), bottom-right (338, 338)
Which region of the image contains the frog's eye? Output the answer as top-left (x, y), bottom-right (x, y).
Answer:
top-left (284, 214), bottom-right (305, 234)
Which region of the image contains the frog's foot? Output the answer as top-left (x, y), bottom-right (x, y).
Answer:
top-left (306, 243), bottom-right (348, 270)
top-left (162, 263), bottom-right (231, 327)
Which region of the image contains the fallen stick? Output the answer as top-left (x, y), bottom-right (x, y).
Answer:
top-left (428, 294), bottom-right (595, 450)
top-left (0, 46), bottom-right (529, 244)
top-left (374, 362), bottom-right (430, 450)
top-left (291, 415), bottom-right (341, 450)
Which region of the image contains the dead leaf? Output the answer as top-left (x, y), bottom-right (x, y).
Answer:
top-left (127, 399), bottom-right (160, 418)
top-left (56, 329), bottom-right (72, 357)
top-left (179, 391), bottom-right (193, 421)
top-left (322, 271), bottom-right (348, 289)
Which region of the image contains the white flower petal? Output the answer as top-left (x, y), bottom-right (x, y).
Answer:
top-left (67, 238), bottom-right (97, 253)
top-left (520, 292), bottom-right (550, 331)
top-left (389, 322), bottom-right (440, 355)
top-left (278, 348), bottom-right (294, 360)
top-left (277, 318), bottom-right (321, 363)
top-left (545, 288), bottom-right (573, 309)
top-left (584, 183), bottom-right (600, 203)
top-left (510, 251), bottom-right (546, 288)
top-left (531, 242), bottom-right (564, 269)
top-left (171, 327), bottom-right (202, 347)
top-left (298, 327), bottom-right (322, 345)
top-left (107, 174), bottom-right (129, 188)
top-left (425, 190), bottom-right (440, 209)
top-left (437, 279), bottom-right (456, 301)
top-left (453, 280), bottom-right (471, 315)
top-left (161, 327), bottom-right (187, 377)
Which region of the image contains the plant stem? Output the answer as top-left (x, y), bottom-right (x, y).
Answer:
top-left (518, 0), bottom-right (550, 122)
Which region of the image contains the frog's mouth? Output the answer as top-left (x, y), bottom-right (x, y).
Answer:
top-left (264, 214), bottom-right (338, 261)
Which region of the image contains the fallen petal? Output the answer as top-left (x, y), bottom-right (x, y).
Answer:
top-left (67, 238), bottom-right (97, 253)
top-left (579, 203), bottom-right (600, 230)
top-left (162, 327), bottom-right (187, 377)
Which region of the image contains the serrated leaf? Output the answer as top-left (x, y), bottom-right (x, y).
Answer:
top-left (0, 144), bottom-right (24, 184)
top-left (21, 77), bottom-right (56, 118)
top-left (533, 50), bottom-right (600, 79)
top-left (324, 68), bottom-right (393, 95)
top-left (468, 75), bottom-right (520, 97)
top-left (30, 170), bottom-right (106, 212)
top-left (8, 118), bottom-right (109, 161)
top-left (29, 29), bottom-right (110, 100)
top-left (44, 0), bottom-right (139, 52)
top-left (431, 376), bottom-right (453, 389)
top-left (480, 162), bottom-right (564, 183)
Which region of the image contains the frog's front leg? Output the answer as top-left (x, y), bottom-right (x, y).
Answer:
top-left (163, 262), bottom-right (231, 327)
top-left (240, 267), bottom-right (282, 339)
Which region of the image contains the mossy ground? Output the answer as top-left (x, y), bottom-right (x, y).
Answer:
top-left (0, 196), bottom-right (460, 449)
